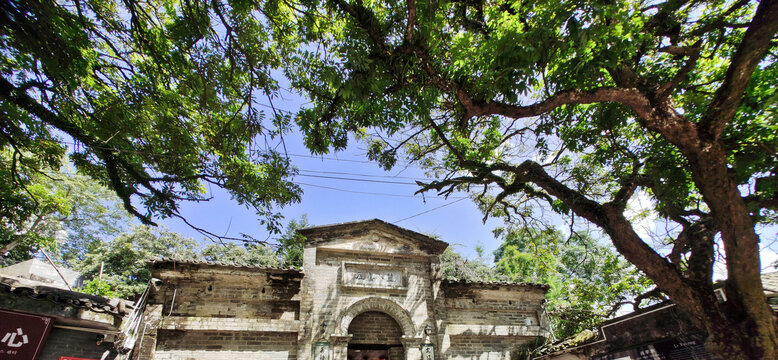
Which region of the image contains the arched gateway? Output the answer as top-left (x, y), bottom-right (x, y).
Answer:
top-left (138, 219), bottom-right (551, 360)
top-left (335, 297), bottom-right (416, 360)
top-left (347, 311), bottom-right (404, 360)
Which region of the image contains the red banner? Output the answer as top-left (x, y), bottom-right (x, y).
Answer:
top-left (0, 309), bottom-right (53, 360)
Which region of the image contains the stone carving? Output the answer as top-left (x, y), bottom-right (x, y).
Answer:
top-left (421, 344), bottom-right (435, 360)
top-left (314, 341), bottom-right (330, 360)
top-left (342, 263), bottom-right (406, 290)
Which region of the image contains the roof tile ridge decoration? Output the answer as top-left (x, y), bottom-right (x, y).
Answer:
top-left (148, 256), bottom-right (303, 272)
top-left (535, 328), bottom-right (602, 356)
top-left (441, 278), bottom-right (551, 290)
top-left (0, 274), bottom-right (132, 316)
top-left (298, 218), bottom-right (449, 254)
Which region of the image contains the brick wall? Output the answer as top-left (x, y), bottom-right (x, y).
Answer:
top-left (154, 272), bottom-right (300, 320)
top-left (445, 335), bottom-right (530, 360)
top-left (140, 265), bottom-right (302, 359)
top-left (347, 311), bottom-right (403, 345)
top-left (440, 283), bottom-right (549, 359)
top-left (39, 328), bottom-right (115, 360)
top-left (155, 330), bottom-right (297, 360)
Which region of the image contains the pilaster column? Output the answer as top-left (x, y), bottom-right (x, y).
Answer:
top-left (401, 336), bottom-right (424, 360)
top-left (330, 334), bottom-right (352, 360)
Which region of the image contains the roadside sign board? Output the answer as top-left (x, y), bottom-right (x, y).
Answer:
top-left (0, 309), bottom-right (53, 360)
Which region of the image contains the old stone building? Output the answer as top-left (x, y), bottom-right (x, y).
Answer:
top-left (0, 270), bottom-right (130, 360)
top-left (132, 219), bottom-right (550, 360)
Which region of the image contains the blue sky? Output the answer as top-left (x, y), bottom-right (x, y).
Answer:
top-left (158, 128), bottom-right (504, 260)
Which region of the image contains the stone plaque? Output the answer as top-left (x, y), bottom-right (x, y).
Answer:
top-left (314, 342), bottom-right (330, 360)
top-left (342, 263), bottom-right (406, 289)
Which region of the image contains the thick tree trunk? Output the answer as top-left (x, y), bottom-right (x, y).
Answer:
top-left (526, 152), bottom-right (778, 358)
top-left (684, 144), bottom-right (778, 359)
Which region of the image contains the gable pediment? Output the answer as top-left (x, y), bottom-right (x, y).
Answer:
top-left (298, 219), bottom-right (448, 256)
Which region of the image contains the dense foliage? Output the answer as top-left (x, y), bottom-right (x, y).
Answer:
top-left (439, 246), bottom-right (503, 282)
top-left (76, 225), bottom-right (200, 298)
top-left (75, 216), bottom-right (308, 298)
top-left (280, 0), bottom-right (778, 357)
top-left (0, 159), bottom-right (128, 266)
top-left (274, 214), bottom-right (309, 268)
top-left (439, 227), bottom-right (657, 340)
top-left (492, 226), bottom-right (657, 338)
top-left (0, 0), bottom-right (300, 238)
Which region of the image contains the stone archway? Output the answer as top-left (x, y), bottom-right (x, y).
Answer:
top-left (332, 297), bottom-right (422, 360)
top-left (335, 297), bottom-right (416, 338)
top-left (346, 311), bottom-right (404, 360)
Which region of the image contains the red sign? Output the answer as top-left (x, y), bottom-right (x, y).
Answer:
top-left (0, 309), bottom-right (53, 360)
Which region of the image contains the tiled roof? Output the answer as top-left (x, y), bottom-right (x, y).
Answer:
top-left (533, 302), bottom-right (676, 357)
top-left (442, 278), bottom-right (550, 290)
top-left (149, 257), bottom-right (302, 273)
top-left (0, 274), bottom-right (130, 316)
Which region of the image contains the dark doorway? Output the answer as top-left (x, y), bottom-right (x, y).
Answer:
top-left (347, 344), bottom-right (390, 360)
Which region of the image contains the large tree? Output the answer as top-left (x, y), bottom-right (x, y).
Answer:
top-left (492, 225), bottom-right (657, 339)
top-left (283, 0), bottom-right (778, 357)
top-left (77, 225), bottom-right (200, 298)
top-left (0, 0), bottom-right (301, 238)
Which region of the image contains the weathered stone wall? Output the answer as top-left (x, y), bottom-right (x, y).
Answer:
top-left (438, 281), bottom-right (549, 359)
top-left (445, 336), bottom-right (526, 359)
top-left (136, 263), bottom-right (302, 360)
top-left (135, 220), bottom-right (550, 360)
top-left (297, 229), bottom-right (438, 360)
top-left (154, 330), bottom-right (297, 360)
top-left (151, 270), bottom-right (300, 320)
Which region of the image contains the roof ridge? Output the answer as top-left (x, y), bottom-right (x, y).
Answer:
top-left (149, 256), bottom-right (302, 272)
top-left (441, 278), bottom-right (550, 289)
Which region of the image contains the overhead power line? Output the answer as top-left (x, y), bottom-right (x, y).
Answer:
top-left (393, 197), bottom-right (469, 224)
top-left (296, 173), bottom-right (417, 185)
top-left (298, 182), bottom-right (468, 199)
top-left (298, 169), bottom-right (431, 181)
top-left (286, 153), bottom-right (377, 164)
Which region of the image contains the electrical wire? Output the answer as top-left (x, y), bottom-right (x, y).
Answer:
top-left (296, 173), bottom-right (418, 185)
top-left (298, 169), bottom-right (432, 181)
top-left (393, 197), bottom-right (469, 224)
top-left (297, 182), bottom-right (468, 199)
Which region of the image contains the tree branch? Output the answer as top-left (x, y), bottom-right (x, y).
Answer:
top-left (468, 88), bottom-right (652, 121)
top-left (699, 0), bottom-right (778, 140)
